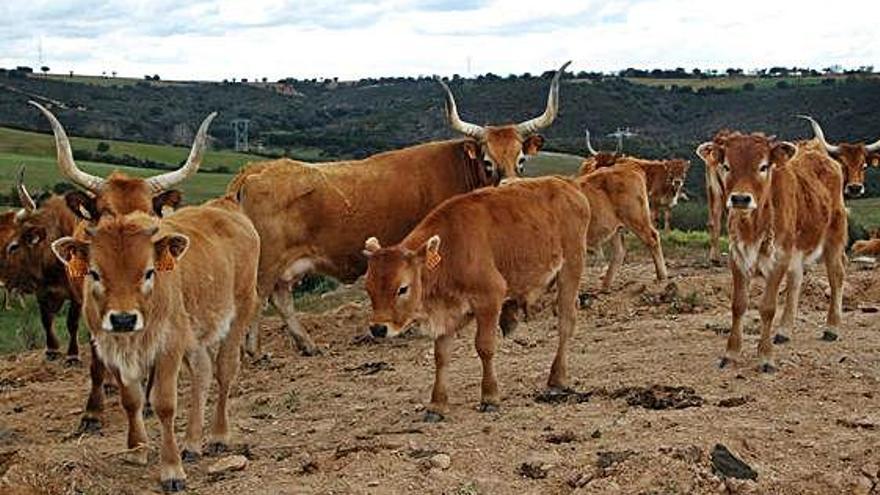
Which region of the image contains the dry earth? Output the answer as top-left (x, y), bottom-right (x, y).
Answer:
top-left (1, 254), bottom-right (879, 494)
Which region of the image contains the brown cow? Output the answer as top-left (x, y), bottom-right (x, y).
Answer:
top-left (700, 131), bottom-right (847, 373)
top-left (30, 101), bottom-right (212, 434)
top-left (696, 130), bottom-right (735, 263)
top-left (363, 177), bottom-right (589, 421)
top-left (572, 162), bottom-right (668, 291)
top-left (0, 168), bottom-right (81, 363)
top-left (52, 203), bottom-right (259, 493)
top-left (229, 62), bottom-right (571, 356)
top-left (798, 115), bottom-right (880, 197)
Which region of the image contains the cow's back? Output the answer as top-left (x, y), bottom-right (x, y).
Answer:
top-left (576, 163), bottom-right (648, 245)
top-left (777, 149), bottom-right (846, 252)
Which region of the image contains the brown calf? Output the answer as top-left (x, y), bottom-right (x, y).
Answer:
top-left (798, 115), bottom-right (880, 197)
top-left (697, 130), bottom-right (735, 263)
top-left (700, 131), bottom-right (847, 372)
top-left (363, 177), bottom-right (589, 421)
top-left (52, 203), bottom-right (259, 493)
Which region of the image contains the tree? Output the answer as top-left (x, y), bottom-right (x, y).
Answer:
top-left (112, 71), bottom-right (117, 78)
top-left (96, 142), bottom-right (110, 152)
top-left (40, 66), bottom-right (49, 77)
top-left (69, 70), bottom-right (73, 78)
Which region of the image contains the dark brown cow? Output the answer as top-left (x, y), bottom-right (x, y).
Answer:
top-left (0, 168), bottom-right (81, 363)
top-left (798, 115), bottom-right (880, 197)
top-left (700, 131), bottom-right (847, 372)
top-left (228, 62), bottom-right (571, 356)
top-left (363, 177), bottom-right (589, 421)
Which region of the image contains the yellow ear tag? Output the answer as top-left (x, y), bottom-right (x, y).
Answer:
top-left (67, 256), bottom-right (89, 280)
top-left (156, 251), bottom-right (176, 272)
top-left (426, 251), bottom-right (442, 271)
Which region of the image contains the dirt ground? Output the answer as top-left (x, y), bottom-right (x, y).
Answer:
top-left (1, 253), bottom-right (879, 495)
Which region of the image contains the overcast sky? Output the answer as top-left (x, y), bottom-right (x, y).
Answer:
top-left (1, 0), bottom-right (878, 81)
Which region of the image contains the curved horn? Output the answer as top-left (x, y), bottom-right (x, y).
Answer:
top-left (145, 112), bottom-right (217, 192)
top-left (16, 165), bottom-right (36, 212)
top-left (797, 115), bottom-right (840, 154)
top-left (29, 101), bottom-right (105, 191)
top-left (437, 78), bottom-right (485, 139)
top-left (516, 61), bottom-right (571, 136)
top-left (866, 136), bottom-right (880, 153)
top-left (584, 128), bottom-right (598, 156)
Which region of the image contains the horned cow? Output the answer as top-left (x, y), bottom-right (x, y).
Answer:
top-left (363, 177), bottom-right (590, 421)
top-left (798, 115), bottom-right (880, 198)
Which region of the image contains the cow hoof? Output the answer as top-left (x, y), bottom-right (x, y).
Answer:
top-left (760, 362), bottom-right (778, 374)
top-left (181, 449), bottom-right (200, 463)
top-left (300, 346), bottom-right (323, 357)
top-left (45, 350), bottom-right (62, 361)
top-left (423, 411), bottom-right (445, 423)
top-left (205, 442), bottom-right (228, 456)
top-left (478, 403), bottom-right (499, 413)
top-left (64, 356), bottom-right (82, 367)
top-left (718, 357), bottom-right (731, 369)
top-left (143, 403), bottom-right (154, 418)
top-left (772, 334), bottom-right (790, 345)
top-left (821, 330), bottom-right (838, 342)
top-left (77, 417), bottom-right (102, 435)
top-left (160, 478), bottom-right (186, 493)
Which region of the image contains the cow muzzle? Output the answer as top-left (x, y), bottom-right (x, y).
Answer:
top-left (727, 193), bottom-right (755, 210)
top-left (369, 323), bottom-right (388, 338)
top-left (846, 183), bottom-right (865, 197)
top-left (104, 310), bottom-right (144, 333)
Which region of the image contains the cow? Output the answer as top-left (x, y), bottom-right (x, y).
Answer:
top-left (697, 131), bottom-right (847, 373)
top-left (0, 167), bottom-right (81, 363)
top-left (797, 115), bottom-right (880, 197)
top-left (571, 162), bottom-right (668, 291)
top-left (696, 130), bottom-right (734, 263)
top-left (228, 62), bottom-right (571, 357)
top-left (363, 177), bottom-right (589, 421)
top-left (52, 202), bottom-right (259, 493)
top-left (30, 101), bottom-right (213, 434)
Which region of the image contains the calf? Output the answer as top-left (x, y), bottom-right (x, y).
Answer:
top-left (52, 202), bottom-right (259, 492)
top-left (572, 162), bottom-right (668, 291)
top-left (798, 115), bottom-right (880, 197)
top-left (363, 177), bottom-right (590, 421)
top-left (700, 131), bottom-right (847, 372)
top-left (696, 130), bottom-right (735, 263)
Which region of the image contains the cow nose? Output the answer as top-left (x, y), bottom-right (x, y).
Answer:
top-left (729, 193), bottom-right (753, 209)
top-left (109, 312), bottom-right (138, 332)
top-left (846, 184), bottom-right (865, 197)
top-left (673, 180), bottom-right (683, 189)
top-left (369, 324), bottom-right (388, 338)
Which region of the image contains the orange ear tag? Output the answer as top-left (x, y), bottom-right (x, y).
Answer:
top-left (155, 251), bottom-right (176, 272)
top-left (426, 251), bottom-right (442, 271)
top-left (67, 256), bottom-right (89, 280)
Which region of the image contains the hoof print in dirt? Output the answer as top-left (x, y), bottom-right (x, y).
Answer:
top-left (544, 431), bottom-right (577, 444)
top-left (711, 444), bottom-right (757, 480)
top-left (76, 417), bottom-right (102, 435)
top-left (596, 450), bottom-right (636, 470)
top-left (772, 333), bottom-right (790, 345)
top-left (478, 403), bottom-right (499, 413)
top-left (612, 385), bottom-right (703, 410)
top-left (534, 388), bottom-right (592, 405)
top-left (345, 361), bottom-right (393, 375)
top-left (717, 396), bottom-right (751, 408)
top-left (821, 330), bottom-right (839, 342)
top-left (181, 449), bottom-right (200, 463)
top-left (161, 478), bottom-right (186, 492)
top-left (423, 411), bottom-right (444, 423)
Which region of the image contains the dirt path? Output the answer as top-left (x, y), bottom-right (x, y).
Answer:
top-left (1, 258), bottom-right (879, 494)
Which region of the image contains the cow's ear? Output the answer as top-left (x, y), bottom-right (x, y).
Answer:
top-left (65, 191), bottom-right (99, 221)
top-left (154, 234), bottom-right (190, 272)
top-left (770, 141), bottom-right (798, 165)
top-left (462, 140), bottom-right (480, 160)
top-left (152, 190), bottom-right (183, 217)
top-left (695, 142), bottom-right (714, 162)
top-left (21, 225), bottom-right (47, 246)
top-left (416, 235), bottom-right (442, 271)
top-left (51, 237), bottom-right (90, 274)
top-left (363, 236), bottom-right (381, 257)
top-left (522, 135), bottom-right (545, 156)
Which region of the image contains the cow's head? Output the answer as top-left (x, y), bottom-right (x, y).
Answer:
top-left (798, 115), bottom-right (880, 198)
top-left (698, 132), bottom-right (796, 212)
top-left (439, 62), bottom-right (570, 182)
top-left (362, 235), bottom-right (440, 338)
top-left (51, 213), bottom-right (189, 334)
top-left (30, 101), bottom-right (213, 221)
top-left (664, 159), bottom-right (691, 206)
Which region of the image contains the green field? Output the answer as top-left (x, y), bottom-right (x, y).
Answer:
top-left (625, 74), bottom-right (879, 91)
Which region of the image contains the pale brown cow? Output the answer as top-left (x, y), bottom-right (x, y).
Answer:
top-left (52, 202), bottom-right (259, 493)
top-left (363, 177), bottom-right (589, 421)
top-left (229, 62), bottom-right (571, 357)
top-left (700, 131), bottom-right (847, 373)
top-left (696, 130), bottom-right (734, 263)
top-left (798, 115), bottom-right (880, 197)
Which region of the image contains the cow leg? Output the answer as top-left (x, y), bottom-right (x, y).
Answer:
top-left (36, 292), bottom-right (61, 361)
top-left (757, 265), bottom-right (787, 372)
top-left (119, 374), bottom-right (150, 466)
top-left (776, 267), bottom-right (803, 344)
top-left (722, 266), bottom-right (750, 368)
top-left (64, 300), bottom-right (82, 365)
top-left (707, 196), bottom-right (724, 263)
top-left (663, 208), bottom-right (672, 234)
top-left (474, 303), bottom-right (502, 412)
top-left (270, 286), bottom-right (319, 356)
top-left (208, 334), bottom-right (242, 454)
top-left (550, 254), bottom-right (582, 390)
top-left (629, 211), bottom-right (668, 283)
top-left (144, 366), bottom-right (156, 417)
top-left (180, 347), bottom-right (211, 462)
top-left (823, 245), bottom-right (845, 341)
top-left (79, 339), bottom-right (106, 434)
top-left (154, 351), bottom-right (186, 492)
top-left (426, 333), bottom-right (453, 422)
top-left (601, 231), bottom-right (625, 291)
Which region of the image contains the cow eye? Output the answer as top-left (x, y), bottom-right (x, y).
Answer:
top-left (863, 163), bottom-right (868, 170)
top-left (6, 241), bottom-right (19, 254)
top-left (518, 156), bottom-right (526, 165)
top-left (759, 164), bottom-right (770, 173)
top-left (145, 268), bottom-right (155, 281)
top-left (397, 285), bottom-right (409, 297)
top-left (88, 269), bottom-right (101, 282)
top-left (722, 163), bottom-right (730, 172)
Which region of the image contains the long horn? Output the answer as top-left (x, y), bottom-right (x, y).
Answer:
top-left (584, 128), bottom-right (598, 156)
top-left (516, 61), bottom-right (572, 136)
top-left (16, 165), bottom-right (36, 212)
top-left (866, 136), bottom-right (880, 152)
top-left (437, 78), bottom-right (485, 139)
top-left (29, 101), bottom-right (105, 191)
top-left (797, 115), bottom-right (840, 154)
top-left (145, 112), bottom-right (217, 192)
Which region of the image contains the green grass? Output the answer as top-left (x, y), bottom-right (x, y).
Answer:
top-left (525, 151), bottom-right (584, 176)
top-left (625, 74), bottom-right (878, 91)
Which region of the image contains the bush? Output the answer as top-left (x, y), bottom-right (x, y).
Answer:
top-left (775, 80), bottom-right (790, 89)
top-left (742, 82), bottom-right (756, 91)
top-left (96, 141), bottom-right (110, 152)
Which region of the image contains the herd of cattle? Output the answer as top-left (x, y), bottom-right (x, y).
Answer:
top-left (2, 62), bottom-right (880, 492)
